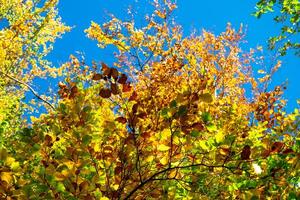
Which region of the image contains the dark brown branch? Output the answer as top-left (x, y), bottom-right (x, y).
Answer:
top-left (124, 162), bottom-right (234, 200)
top-left (0, 72), bottom-right (55, 110)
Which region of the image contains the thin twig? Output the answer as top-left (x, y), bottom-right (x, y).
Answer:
top-left (1, 71), bottom-right (55, 110)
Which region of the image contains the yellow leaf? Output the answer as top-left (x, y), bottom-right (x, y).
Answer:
top-left (257, 69), bottom-right (266, 74)
top-left (1, 172), bottom-right (13, 184)
top-left (199, 141), bottom-right (209, 150)
top-left (145, 155), bottom-right (154, 162)
top-left (160, 129), bottom-right (171, 140)
top-left (100, 197), bottom-right (110, 200)
top-left (199, 93), bottom-right (213, 103)
top-left (215, 131), bottom-right (224, 143)
top-left (160, 155), bottom-right (169, 165)
top-left (158, 144), bottom-right (170, 151)
top-left (168, 169), bottom-right (178, 178)
top-left (5, 157), bottom-right (15, 166)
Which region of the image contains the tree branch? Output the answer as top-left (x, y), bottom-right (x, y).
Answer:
top-left (124, 162), bottom-right (234, 199)
top-left (0, 72), bottom-right (55, 110)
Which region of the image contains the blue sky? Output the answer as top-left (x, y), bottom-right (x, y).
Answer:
top-left (47, 0), bottom-right (299, 112)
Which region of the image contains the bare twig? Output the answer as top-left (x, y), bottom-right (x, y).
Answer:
top-left (0, 71), bottom-right (55, 110)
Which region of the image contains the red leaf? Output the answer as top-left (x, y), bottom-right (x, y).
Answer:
top-left (99, 89), bottom-right (111, 98)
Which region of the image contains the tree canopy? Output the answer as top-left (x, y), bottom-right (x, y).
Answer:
top-left (253, 0), bottom-right (300, 56)
top-left (0, 0), bottom-right (299, 199)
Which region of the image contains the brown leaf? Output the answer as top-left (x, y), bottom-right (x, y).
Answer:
top-left (118, 74), bottom-right (128, 84)
top-left (241, 145), bottom-right (251, 160)
top-left (115, 117), bottom-right (127, 124)
top-left (101, 62), bottom-right (111, 76)
top-left (44, 135), bottom-right (52, 146)
top-left (71, 182), bottom-right (77, 190)
top-left (92, 73), bottom-right (103, 80)
top-left (191, 93), bottom-right (199, 102)
top-left (111, 83), bottom-right (119, 95)
top-left (83, 194), bottom-right (94, 200)
top-left (99, 89), bottom-right (111, 98)
top-left (141, 131), bottom-right (151, 139)
top-left (122, 83), bottom-right (132, 92)
top-left (79, 181), bottom-right (89, 191)
top-left (114, 166), bottom-right (123, 175)
top-left (271, 142), bottom-right (284, 153)
top-left (191, 122), bottom-right (204, 131)
top-left (58, 81), bottom-right (66, 89)
top-left (75, 169), bottom-right (81, 175)
top-left (69, 85), bottom-right (79, 99)
top-left (111, 68), bottom-right (119, 80)
top-left (137, 112), bottom-right (147, 119)
top-left (282, 148), bottom-right (294, 155)
top-left (132, 103), bottom-right (138, 114)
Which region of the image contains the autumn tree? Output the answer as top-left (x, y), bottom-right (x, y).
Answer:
top-left (0, 0), bottom-right (299, 199)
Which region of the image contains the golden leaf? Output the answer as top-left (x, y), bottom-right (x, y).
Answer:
top-left (199, 93), bottom-right (213, 103)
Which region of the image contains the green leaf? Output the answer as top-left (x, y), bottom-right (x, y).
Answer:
top-left (56, 182), bottom-right (66, 192)
top-left (82, 135), bottom-right (92, 145)
top-left (201, 112), bottom-right (212, 123)
top-left (161, 108), bottom-right (171, 119)
top-left (177, 105), bottom-right (188, 117)
top-left (288, 192), bottom-right (298, 200)
top-left (191, 130), bottom-right (200, 137)
top-left (169, 100), bottom-right (177, 108)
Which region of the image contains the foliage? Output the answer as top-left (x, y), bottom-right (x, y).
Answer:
top-left (0, 0), bottom-right (299, 199)
top-left (0, 0), bottom-right (69, 135)
top-left (253, 0), bottom-right (300, 56)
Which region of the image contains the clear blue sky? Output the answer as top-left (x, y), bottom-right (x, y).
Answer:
top-left (47, 0), bottom-right (299, 112)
